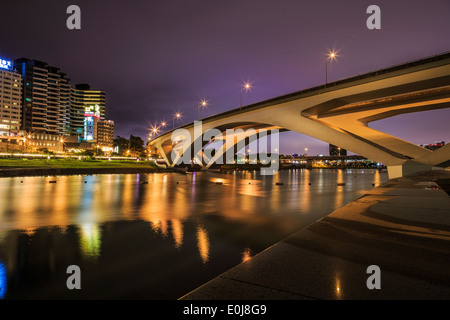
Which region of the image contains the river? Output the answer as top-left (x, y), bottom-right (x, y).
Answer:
top-left (0, 168), bottom-right (388, 299)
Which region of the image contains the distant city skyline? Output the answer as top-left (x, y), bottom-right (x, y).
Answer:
top-left (1, 0), bottom-right (449, 155)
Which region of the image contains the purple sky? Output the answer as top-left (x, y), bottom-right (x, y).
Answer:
top-left (1, 0), bottom-right (449, 155)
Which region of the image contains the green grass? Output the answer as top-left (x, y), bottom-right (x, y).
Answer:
top-left (0, 158), bottom-right (159, 169)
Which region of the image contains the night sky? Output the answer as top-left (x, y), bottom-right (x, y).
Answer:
top-left (1, 0), bottom-right (449, 155)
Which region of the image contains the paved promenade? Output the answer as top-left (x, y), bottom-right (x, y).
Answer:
top-left (181, 170), bottom-right (450, 300)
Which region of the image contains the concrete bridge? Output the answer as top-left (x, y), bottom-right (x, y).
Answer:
top-left (148, 52), bottom-right (450, 179)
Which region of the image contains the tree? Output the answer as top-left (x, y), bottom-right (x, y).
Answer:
top-left (129, 135), bottom-right (145, 153)
top-left (113, 136), bottom-right (130, 155)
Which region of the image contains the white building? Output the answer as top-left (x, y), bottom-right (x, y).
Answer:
top-left (0, 58), bottom-right (23, 143)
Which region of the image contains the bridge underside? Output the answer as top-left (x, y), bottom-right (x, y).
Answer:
top-left (149, 54), bottom-right (450, 179)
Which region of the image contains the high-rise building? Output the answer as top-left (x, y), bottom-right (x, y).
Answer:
top-left (13, 58), bottom-right (71, 135)
top-left (0, 58), bottom-right (22, 138)
top-left (97, 120), bottom-right (115, 151)
top-left (8, 58), bottom-right (113, 151)
top-left (420, 141), bottom-right (445, 151)
top-left (83, 104), bottom-right (101, 142)
top-left (70, 84), bottom-right (106, 137)
top-left (329, 144), bottom-right (347, 156)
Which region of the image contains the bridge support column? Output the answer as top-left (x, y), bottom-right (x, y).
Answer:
top-left (387, 160), bottom-right (442, 179)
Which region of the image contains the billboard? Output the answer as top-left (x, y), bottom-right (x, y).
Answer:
top-left (0, 59), bottom-right (12, 71)
top-left (83, 105), bottom-right (100, 141)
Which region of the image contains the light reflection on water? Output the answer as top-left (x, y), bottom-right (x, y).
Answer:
top-left (0, 169), bottom-right (387, 299)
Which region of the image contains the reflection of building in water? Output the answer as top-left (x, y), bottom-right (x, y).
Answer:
top-left (196, 226), bottom-right (210, 264)
top-left (79, 224), bottom-right (102, 258)
top-left (171, 219), bottom-right (184, 249)
top-left (0, 261), bottom-right (7, 299)
top-left (242, 247), bottom-right (252, 263)
top-left (335, 276), bottom-right (342, 299)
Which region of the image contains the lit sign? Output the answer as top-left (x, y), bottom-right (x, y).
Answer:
top-left (83, 105), bottom-right (100, 141)
top-left (0, 59), bottom-right (12, 71)
top-left (84, 116), bottom-right (96, 141)
top-left (84, 104), bottom-right (100, 119)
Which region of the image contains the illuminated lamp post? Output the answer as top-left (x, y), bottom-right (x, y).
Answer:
top-left (325, 51), bottom-right (337, 85)
top-left (198, 99), bottom-right (208, 118)
top-left (173, 112), bottom-right (182, 129)
top-left (240, 82), bottom-right (252, 109)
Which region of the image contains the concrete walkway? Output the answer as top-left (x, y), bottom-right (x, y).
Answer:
top-left (181, 170), bottom-right (450, 300)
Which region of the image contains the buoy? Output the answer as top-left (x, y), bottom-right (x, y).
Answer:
top-left (337, 182), bottom-right (345, 186)
top-left (276, 182), bottom-right (283, 185)
top-left (49, 181), bottom-right (57, 184)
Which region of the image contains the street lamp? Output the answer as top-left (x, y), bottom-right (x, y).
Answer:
top-left (173, 112), bottom-right (182, 129)
top-left (27, 134), bottom-right (32, 153)
top-left (198, 99), bottom-right (208, 118)
top-left (325, 51), bottom-right (337, 85)
top-left (240, 81), bottom-right (252, 109)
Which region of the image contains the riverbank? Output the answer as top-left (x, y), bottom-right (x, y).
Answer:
top-left (181, 169), bottom-right (450, 300)
top-left (0, 158), bottom-right (173, 177)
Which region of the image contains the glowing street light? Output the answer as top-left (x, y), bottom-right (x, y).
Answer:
top-left (198, 99), bottom-right (208, 118)
top-left (240, 81), bottom-right (252, 109)
top-left (325, 50), bottom-right (338, 85)
top-left (173, 112), bottom-right (182, 129)
top-left (60, 137), bottom-right (65, 152)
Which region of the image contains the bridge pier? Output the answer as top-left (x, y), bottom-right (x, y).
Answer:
top-left (387, 160), bottom-right (443, 179)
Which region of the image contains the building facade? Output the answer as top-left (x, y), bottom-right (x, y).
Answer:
top-left (329, 144), bottom-right (347, 156)
top-left (70, 84), bottom-right (106, 138)
top-left (27, 132), bottom-right (64, 153)
top-left (0, 57), bottom-right (115, 153)
top-left (97, 120), bottom-right (114, 151)
top-left (0, 59), bottom-right (22, 139)
top-left (13, 58), bottom-right (71, 136)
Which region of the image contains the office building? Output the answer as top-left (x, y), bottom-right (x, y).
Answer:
top-left (70, 84), bottom-right (106, 137)
top-left (13, 58), bottom-right (71, 136)
top-left (329, 144), bottom-right (347, 156)
top-left (0, 58), bottom-right (22, 139)
top-left (421, 141), bottom-right (445, 151)
top-left (97, 120), bottom-right (114, 151)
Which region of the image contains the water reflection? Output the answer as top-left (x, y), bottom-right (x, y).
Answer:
top-left (0, 169), bottom-right (388, 299)
top-left (172, 219), bottom-right (184, 249)
top-left (196, 226), bottom-right (210, 264)
top-left (242, 247), bottom-right (252, 263)
top-left (0, 261), bottom-right (6, 299)
top-left (79, 224), bottom-right (102, 259)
